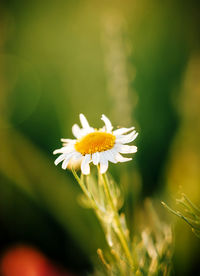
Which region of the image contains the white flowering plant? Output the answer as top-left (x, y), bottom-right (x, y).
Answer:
top-left (53, 114), bottom-right (173, 275)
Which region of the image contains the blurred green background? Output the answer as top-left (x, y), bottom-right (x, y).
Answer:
top-left (0, 0), bottom-right (200, 275)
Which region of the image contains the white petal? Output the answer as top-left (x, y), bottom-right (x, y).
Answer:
top-left (81, 127), bottom-right (94, 136)
top-left (72, 152), bottom-right (82, 160)
top-left (81, 154), bottom-right (91, 175)
top-left (61, 158), bottom-right (70, 169)
top-left (67, 153), bottom-right (83, 170)
top-left (53, 145), bottom-right (75, 154)
top-left (98, 152), bottom-right (104, 163)
top-left (116, 131), bottom-right (138, 144)
top-left (92, 152), bottom-right (100, 165)
top-left (54, 153), bottom-right (66, 165)
top-left (53, 148), bottom-right (63, 155)
top-left (100, 157), bottom-right (109, 174)
top-left (72, 124), bottom-right (82, 138)
top-left (101, 114), bottom-right (113, 132)
top-left (61, 152), bottom-right (76, 169)
top-left (118, 145), bottom-right (137, 154)
top-left (61, 138), bottom-right (76, 144)
top-left (104, 150), bottom-right (117, 164)
top-left (100, 151), bottom-right (107, 162)
top-left (115, 153), bottom-right (132, 163)
top-left (113, 127), bottom-right (135, 136)
top-left (80, 114), bottom-right (90, 129)
top-left (100, 126), bottom-right (106, 132)
top-left (110, 148), bottom-right (118, 161)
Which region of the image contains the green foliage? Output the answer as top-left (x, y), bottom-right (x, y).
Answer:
top-left (162, 194), bottom-right (200, 238)
top-left (72, 169), bottom-right (173, 275)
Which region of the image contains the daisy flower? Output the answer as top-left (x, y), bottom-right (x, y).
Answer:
top-left (53, 114), bottom-right (138, 175)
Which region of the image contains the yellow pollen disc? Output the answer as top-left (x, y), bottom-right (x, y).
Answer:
top-left (75, 132), bottom-right (116, 155)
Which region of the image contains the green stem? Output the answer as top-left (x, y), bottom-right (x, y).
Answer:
top-left (102, 173), bottom-right (134, 269)
top-left (72, 168), bottom-right (98, 211)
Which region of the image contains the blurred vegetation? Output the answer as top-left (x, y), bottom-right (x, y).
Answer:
top-left (162, 194), bottom-right (200, 239)
top-left (0, 0), bottom-right (200, 275)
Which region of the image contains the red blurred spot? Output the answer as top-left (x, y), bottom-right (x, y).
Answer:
top-left (0, 246), bottom-right (74, 276)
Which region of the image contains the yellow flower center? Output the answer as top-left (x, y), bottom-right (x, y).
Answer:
top-left (75, 131), bottom-right (116, 155)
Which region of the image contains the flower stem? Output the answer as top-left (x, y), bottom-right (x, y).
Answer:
top-left (72, 168), bottom-right (98, 211)
top-left (102, 173), bottom-right (134, 269)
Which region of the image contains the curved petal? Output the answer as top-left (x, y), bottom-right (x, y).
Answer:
top-left (61, 155), bottom-right (73, 169)
top-left (101, 114), bottom-right (113, 132)
top-left (115, 152), bottom-right (132, 163)
top-left (72, 124), bottom-right (82, 138)
top-left (118, 145), bottom-right (137, 154)
top-left (116, 131), bottom-right (138, 144)
top-left (113, 127), bottom-right (135, 136)
top-left (104, 150), bottom-right (117, 164)
top-left (61, 138), bottom-right (76, 143)
top-left (80, 114), bottom-right (90, 129)
top-left (53, 148), bottom-right (63, 155)
top-left (54, 152), bottom-right (74, 166)
top-left (92, 152), bottom-right (100, 165)
top-left (110, 148), bottom-right (118, 161)
top-left (100, 155), bottom-right (109, 174)
top-left (61, 152), bottom-right (77, 169)
top-left (53, 145), bottom-right (75, 154)
top-left (54, 153), bottom-right (67, 165)
top-left (81, 154), bottom-right (91, 175)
